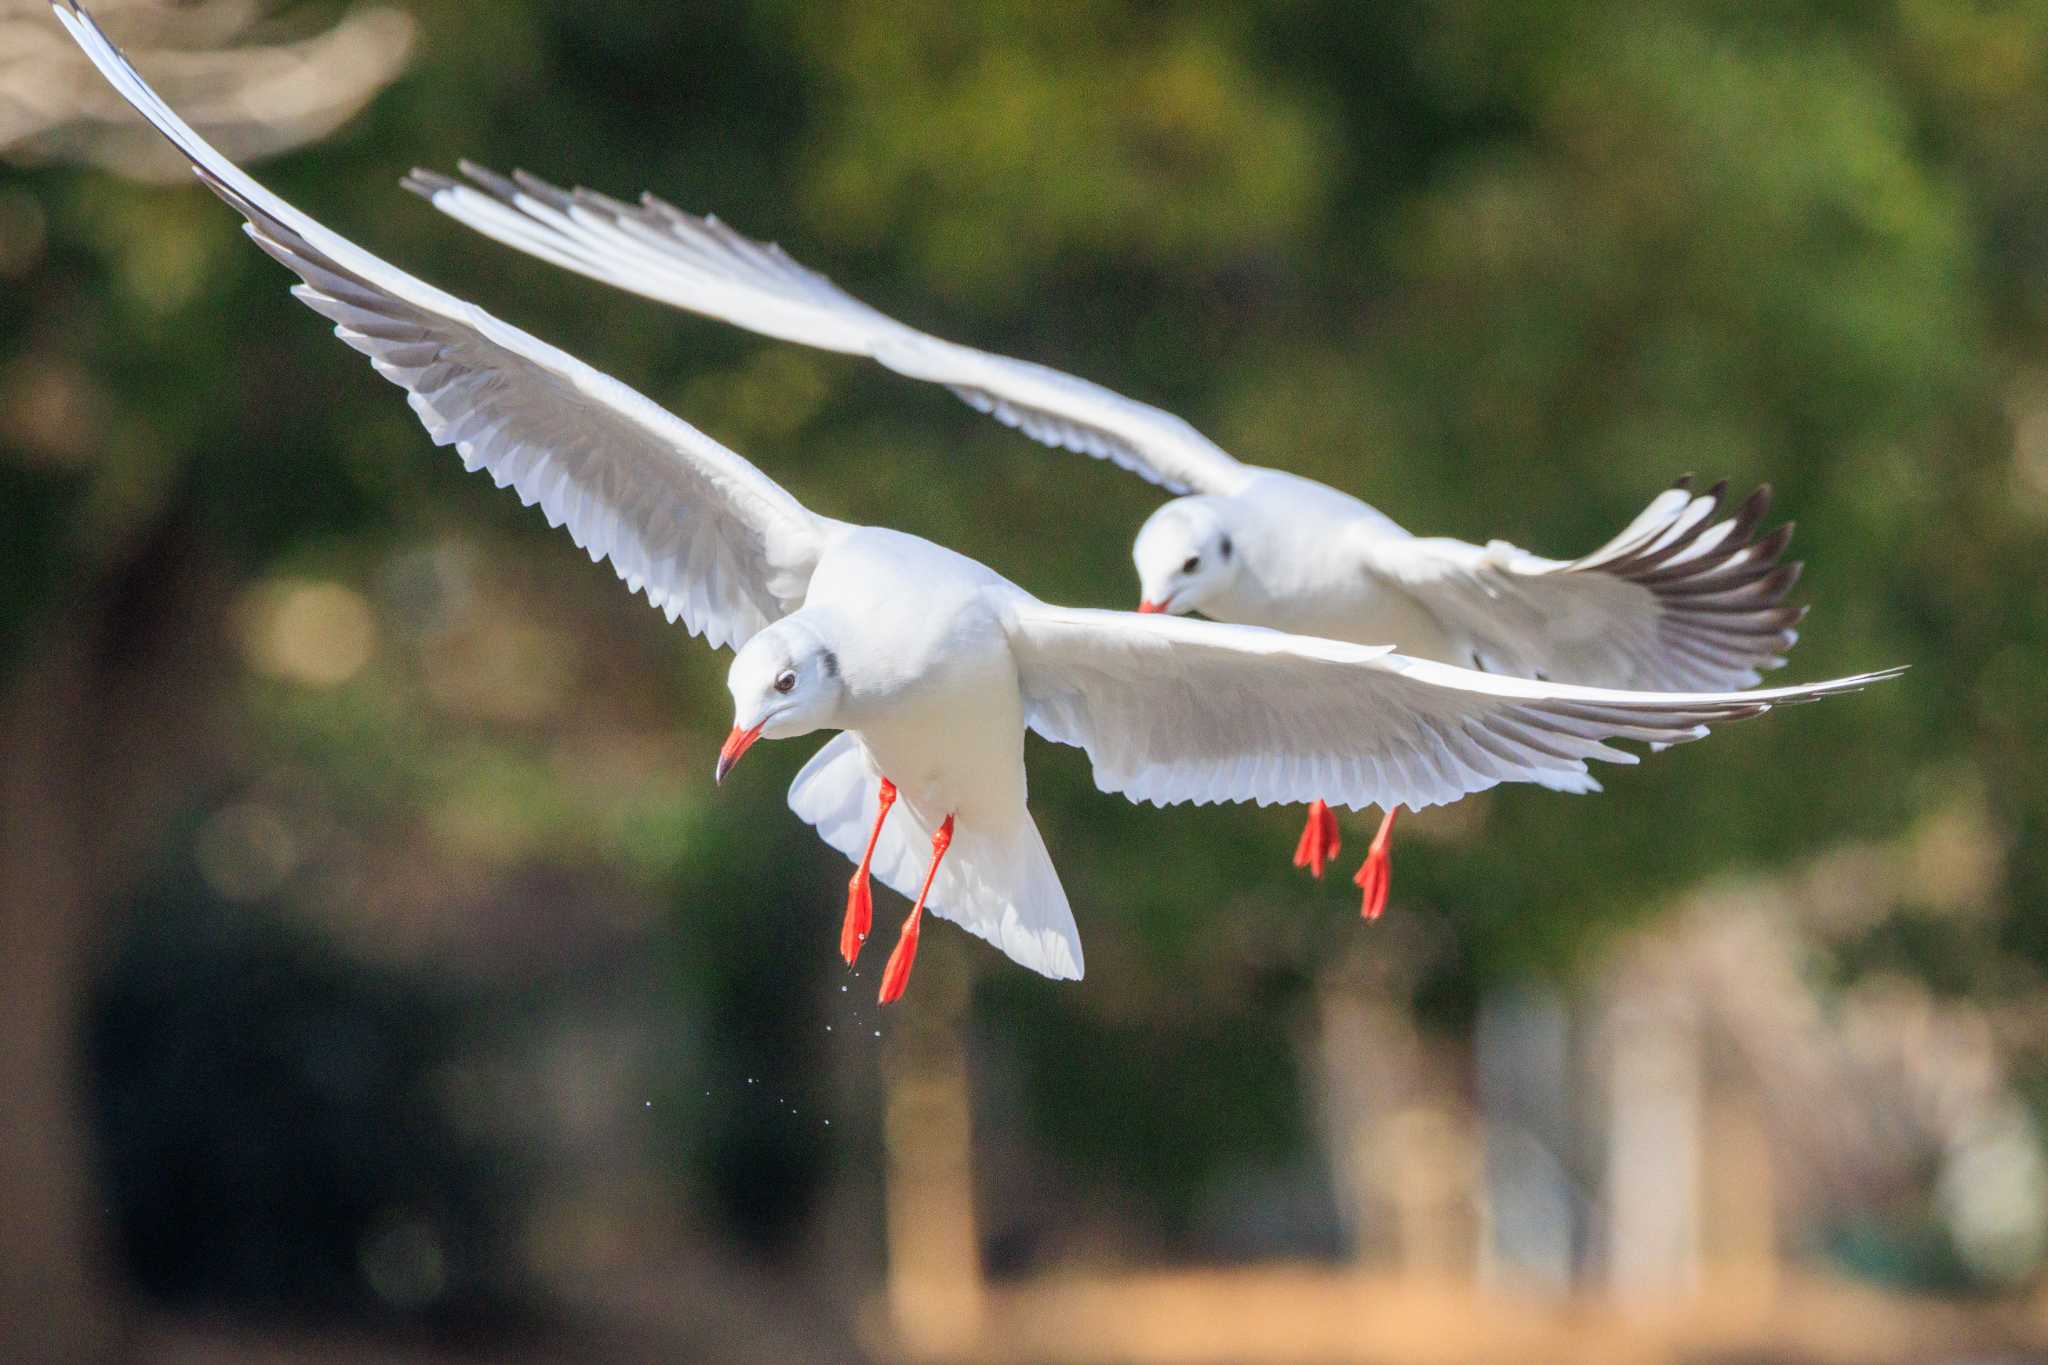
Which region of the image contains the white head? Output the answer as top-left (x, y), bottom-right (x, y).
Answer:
top-left (1132, 497), bottom-right (1239, 616)
top-left (715, 615), bottom-right (848, 782)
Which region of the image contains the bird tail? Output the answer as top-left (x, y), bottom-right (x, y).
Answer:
top-left (787, 734), bottom-right (1084, 981)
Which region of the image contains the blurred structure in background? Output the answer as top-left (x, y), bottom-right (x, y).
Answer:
top-left (0, 0), bottom-right (413, 181)
top-left (1, 3), bottom-right (417, 1361)
top-left (6, 1), bottom-right (2048, 1362)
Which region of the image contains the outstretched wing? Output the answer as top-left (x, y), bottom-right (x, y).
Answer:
top-left (405, 162), bottom-right (1254, 498)
top-left (1358, 479), bottom-right (1804, 691)
top-left (57, 1), bottom-right (834, 652)
top-left (1006, 602), bottom-right (1897, 812)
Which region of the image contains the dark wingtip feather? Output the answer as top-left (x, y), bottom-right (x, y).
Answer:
top-left (1575, 474), bottom-right (1812, 688)
top-left (456, 159), bottom-right (520, 200)
top-left (400, 168), bottom-right (454, 200)
top-left (571, 183), bottom-right (636, 217)
top-left (509, 168), bottom-right (573, 209)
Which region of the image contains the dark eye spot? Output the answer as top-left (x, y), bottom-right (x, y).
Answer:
top-left (774, 669), bottom-right (797, 694)
top-left (1182, 555), bottom-right (1201, 575)
top-left (1219, 535), bottom-right (1232, 561)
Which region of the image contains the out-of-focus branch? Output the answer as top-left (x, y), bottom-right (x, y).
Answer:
top-left (0, 0), bottom-right (414, 180)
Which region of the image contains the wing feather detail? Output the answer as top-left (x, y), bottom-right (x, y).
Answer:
top-left (56, 1), bottom-right (831, 652)
top-left (1360, 478), bottom-right (1804, 692)
top-left (1007, 603), bottom-right (1897, 812)
top-left (406, 162), bottom-right (1253, 497)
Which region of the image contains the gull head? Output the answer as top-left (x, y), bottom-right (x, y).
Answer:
top-left (1133, 497), bottom-right (1237, 616)
top-left (718, 617), bottom-right (847, 783)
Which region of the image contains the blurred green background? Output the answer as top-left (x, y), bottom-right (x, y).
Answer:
top-left (3, 1), bottom-right (2045, 1361)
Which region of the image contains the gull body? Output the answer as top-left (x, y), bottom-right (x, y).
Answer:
top-left (724, 526), bottom-right (1069, 979)
top-left (785, 529), bottom-right (1033, 864)
top-left (55, 0), bottom-right (1899, 1000)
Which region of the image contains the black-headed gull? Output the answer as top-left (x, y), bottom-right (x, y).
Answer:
top-left (53, 0), bottom-right (1899, 1001)
top-left (405, 162), bottom-right (1810, 913)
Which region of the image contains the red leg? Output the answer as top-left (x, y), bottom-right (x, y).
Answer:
top-left (1292, 799), bottom-right (1341, 879)
top-left (879, 815), bottom-right (955, 1006)
top-left (1353, 806), bottom-right (1399, 921)
top-left (841, 778), bottom-right (897, 966)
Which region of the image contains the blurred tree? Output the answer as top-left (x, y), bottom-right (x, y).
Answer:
top-left (0, 0), bottom-right (414, 180)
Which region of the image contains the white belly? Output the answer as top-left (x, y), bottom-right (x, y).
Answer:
top-left (804, 527), bottom-right (1033, 831)
top-left (850, 645), bottom-right (1027, 831)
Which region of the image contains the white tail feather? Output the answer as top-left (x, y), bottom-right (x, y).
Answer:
top-left (788, 734), bottom-right (1084, 981)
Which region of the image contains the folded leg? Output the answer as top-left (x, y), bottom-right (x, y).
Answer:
top-left (879, 815), bottom-right (955, 1005)
top-left (841, 778), bottom-right (896, 965)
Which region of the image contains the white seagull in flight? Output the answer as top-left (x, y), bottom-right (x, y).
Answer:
top-left (53, 0), bottom-right (1899, 1002)
top-left (407, 160), bottom-right (1810, 915)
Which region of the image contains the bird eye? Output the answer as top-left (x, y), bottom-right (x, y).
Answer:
top-left (774, 669), bottom-right (797, 694)
top-left (1182, 555), bottom-right (1201, 575)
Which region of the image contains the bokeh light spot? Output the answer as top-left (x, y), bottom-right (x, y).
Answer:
top-left (237, 578), bottom-right (377, 687)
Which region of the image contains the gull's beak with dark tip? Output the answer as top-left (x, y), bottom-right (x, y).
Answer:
top-left (1137, 599), bottom-right (1167, 614)
top-left (714, 723), bottom-right (764, 784)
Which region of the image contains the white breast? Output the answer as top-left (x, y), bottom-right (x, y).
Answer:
top-left (804, 527), bottom-right (1030, 826)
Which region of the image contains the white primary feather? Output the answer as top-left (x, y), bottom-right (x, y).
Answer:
top-left (404, 163), bottom-right (1253, 498)
top-left (53, 1), bottom-right (833, 654)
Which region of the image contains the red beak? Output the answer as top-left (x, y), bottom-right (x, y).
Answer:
top-left (714, 722), bottom-right (765, 784)
top-left (1137, 599), bottom-right (1167, 614)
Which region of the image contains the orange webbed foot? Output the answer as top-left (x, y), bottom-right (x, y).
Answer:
top-left (1353, 806), bottom-right (1398, 922)
top-left (1292, 799), bottom-right (1341, 879)
top-left (878, 911), bottom-right (920, 1005)
top-left (841, 871), bottom-right (873, 967)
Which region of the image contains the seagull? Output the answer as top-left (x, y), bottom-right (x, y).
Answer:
top-left (406, 163), bottom-right (1810, 915)
top-left (52, 0), bottom-right (1900, 1003)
